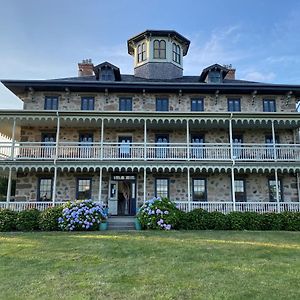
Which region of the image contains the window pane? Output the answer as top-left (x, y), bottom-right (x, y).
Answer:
top-left (45, 96), bottom-right (58, 110)
top-left (269, 179), bottom-right (282, 202)
top-left (119, 98), bottom-right (132, 111)
top-left (77, 179), bottom-right (92, 200)
top-left (156, 98), bottom-right (168, 111)
top-left (191, 98), bottom-right (203, 111)
top-left (228, 99), bottom-right (240, 112)
top-left (39, 179), bottom-right (52, 201)
top-left (234, 180), bottom-right (246, 202)
top-left (81, 97), bottom-right (94, 110)
top-left (263, 99), bottom-right (276, 112)
top-left (193, 179), bottom-right (206, 201)
top-left (156, 179), bottom-right (169, 199)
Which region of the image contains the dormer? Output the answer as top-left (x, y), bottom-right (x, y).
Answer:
top-left (93, 61), bottom-right (121, 81)
top-left (199, 64), bottom-right (230, 83)
top-left (127, 30), bottom-right (190, 80)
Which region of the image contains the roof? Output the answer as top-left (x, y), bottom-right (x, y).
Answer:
top-left (127, 30), bottom-right (190, 56)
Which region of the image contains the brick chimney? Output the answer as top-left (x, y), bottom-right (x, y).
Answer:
top-left (225, 68), bottom-right (236, 80)
top-left (78, 59), bottom-right (94, 77)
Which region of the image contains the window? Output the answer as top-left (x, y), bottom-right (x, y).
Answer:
top-left (155, 134), bottom-right (169, 158)
top-left (191, 98), bottom-right (204, 111)
top-left (268, 179), bottom-right (283, 202)
top-left (263, 99), bottom-right (276, 112)
top-left (81, 97), bottom-right (94, 110)
top-left (191, 134), bottom-right (204, 159)
top-left (100, 68), bottom-right (114, 81)
top-left (42, 133), bottom-right (56, 158)
top-left (156, 98), bottom-right (169, 111)
top-left (44, 96), bottom-right (58, 110)
top-left (119, 98), bottom-right (132, 111)
top-left (232, 135), bottom-right (243, 158)
top-left (228, 98), bottom-right (241, 112)
top-left (38, 178), bottom-right (52, 201)
top-left (153, 40), bottom-right (166, 59)
top-left (77, 178), bottom-right (92, 200)
top-left (155, 178), bottom-right (169, 199)
top-left (172, 43), bottom-right (181, 64)
top-left (265, 135), bottom-right (279, 158)
top-left (79, 133), bottom-right (93, 158)
top-left (137, 43), bottom-right (146, 62)
top-left (234, 179), bottom-right (246, 202)
top-left (192, 179), bottom-right (207, 201)
top-left (208, 71), bottom-right (221, 83)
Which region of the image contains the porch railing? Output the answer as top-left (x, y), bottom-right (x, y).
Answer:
top-left (1, 141), bottom-right (300, 162)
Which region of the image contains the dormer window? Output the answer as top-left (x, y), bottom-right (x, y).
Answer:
top-left (172, 43), bottom-right (181, 64)
top-left (208, 71), bottom-right (221, 83)
top-left (153, 40), bottom-right (166, 59)
top-left (137, 43), bottom-right (146, 63)
top-left (101, 68), bottom-right (114, 81)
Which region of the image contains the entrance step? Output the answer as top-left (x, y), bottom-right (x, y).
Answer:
top-left (107, 216), bottom-right (136, 231)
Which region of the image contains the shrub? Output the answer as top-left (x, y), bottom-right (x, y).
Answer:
top-left (206, 211), bottom-right (229, 230)
top-left (16, 209), bottom-right (40, 231)
top-left (280, 212), bottom-right (300, 231)
top-left (241, 212), bottom-right (262, 231)
top-left (0, 209), bottom-right (17, 231)
top-left (181, 209), bottom-right (209, 230)
top-left (260, 213), bottom-right (283, 231)
top-left (39, 206), bottom-right (63, 231)
top-left (227, 212), bottom-right (249, 230)
top-left (137, 197), bottom-right (181, 230)
top-left (58, 200), bottom-right (107, 231)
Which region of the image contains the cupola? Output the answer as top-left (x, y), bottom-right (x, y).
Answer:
top-left (127, 30), bottom-right (190, 80)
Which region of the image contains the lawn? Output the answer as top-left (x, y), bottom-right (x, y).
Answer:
top-left (0, 231), bottom-right (300, 300)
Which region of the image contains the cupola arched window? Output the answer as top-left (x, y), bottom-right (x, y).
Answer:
top-left (153, 40), bottom-right (166, 59)
top-left (137, 42), bottom-right (146, 63)
top-left (172, 43), bottom-right (181, 64)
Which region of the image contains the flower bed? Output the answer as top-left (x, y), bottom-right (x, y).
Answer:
top-left (137, 197), bottom-right (181, 230)
top-left (58, 200), bottom-right (107, 231)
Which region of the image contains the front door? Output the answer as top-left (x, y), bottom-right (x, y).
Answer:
top-left (232, 135), bottom-right (243, 158)
top-left (118, 136), bottom-right (132, 158)
top-left (155, 134), bottom-right (169, 159)
top-left (41, 133), bottom-right (56, 158)
top-left (191, 134), bottom-right (204, 159)
top-left (79, 133), bottom-right (93, 158)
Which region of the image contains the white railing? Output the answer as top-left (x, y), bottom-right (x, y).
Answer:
top-left (1, 142), bottom-right (300, 162)
top-left (175, 201), bottom-right (300, 213)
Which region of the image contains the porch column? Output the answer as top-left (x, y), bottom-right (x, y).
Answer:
top-left (144, 120), bottom-right (147, 160)
top-left (229, 115), bottom-right (233, 160)
top-left (55, 113), bottom-right (60, 159)
top-left (100, 118), bottom-right (104, 160)
top-left (187, 168), bottom-right (191, 212)
top-left (52, 166), bottom-right (57, 206)
top-left (231, 168), bottom-right (236, 211)
top-left (297, 172), bottom-right (300, 203)
top-left (6, 168), bottom-right (12, 205)
top-left (271, 120), bottom-right (277, 160)
top-left (143, 168), bottom-right (147, 203)
top-left (275, 169), bottom-right (280, 213)
top-left (98, 167), bottom-right (103, 203)
top-left (186, 120), bottom-right (190, 160)
top-left (10, 118), bottom-right (16, 159)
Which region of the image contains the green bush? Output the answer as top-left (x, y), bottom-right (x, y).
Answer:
top-left (39, 206), bottom-right (63, 231)
top-left (280, 212), bottom-right (300, 231)
top-left (137, 197), bottom-right (181, 230)
top-left (16, 209), bottom-right (40, 231)
top-left (0, 209), bottom-right (17, 231)
top-left (181, 209), bottom-right (209, 230)
top-left (206, 211), bottom-right (229, 230)
top-left (260, 213), bottom-right (283, 231)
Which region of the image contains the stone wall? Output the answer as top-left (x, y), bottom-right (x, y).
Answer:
top-left (22, 91), bottom-right (297, 113)
top-left (15, 171), bottom-right (299, 204)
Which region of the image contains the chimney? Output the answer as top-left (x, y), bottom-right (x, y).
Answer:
top-left (78, 59), bottom-right (94, 77)
top-left (225, 66), bottom-right (236, 80)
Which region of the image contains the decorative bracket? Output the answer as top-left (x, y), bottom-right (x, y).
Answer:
top-left (178, 89), bottom-right (182, 104)
top-left (65, 87), bottom-right (70, 103)
top-left (252, 90), bottom-right (257, 105)
top-left (105, 88), bottom-right (109, 103)
top-left (28, 87), bottom-right (34, 101)
top-left (215, 90), bottom-right (219, 105)
top-left (286, 91), bottom-right (292, 106)
top-left (142, 89), bottom-right (146, 105)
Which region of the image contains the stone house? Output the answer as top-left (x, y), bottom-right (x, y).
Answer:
top-left (1, 29), bottom-right (300, 215)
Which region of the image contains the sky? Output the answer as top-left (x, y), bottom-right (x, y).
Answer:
top-left (0, 0), bottom-right (300, 109)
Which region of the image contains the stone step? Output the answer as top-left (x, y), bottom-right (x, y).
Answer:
top-left (106, 216), bottom-right (136, 230)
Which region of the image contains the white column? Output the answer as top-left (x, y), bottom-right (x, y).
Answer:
top-left (231, 168), bottom-right (236, 211)
top-left (100, 118), bottom-right (104, 160)
top-left (229, 116), bottom-right (233, 160)
top-left (52, 166), bottom-right (57, 206)
top-left (187, 168), bottom-right (191, 212)
top-left (144, 120), bottom-right (147, 160)
top-left (186, 120), bottom-right (190, 160)
top-left (297, 172), bottom-right (300, 203)
top-left (98, 167), bottom-right (103, 203)
top-left (55, 113), bottom-right (60, 159)
top-left (271, 120), bottom-right (277, 160)
top-left (143, 168), bottom-right (147, 203)
top-left (6, 168), bottom-right (12, 204)
top-left (10, 119), bottom-right (16, 159)
top-left (275, 169), bottom-right (280, 213)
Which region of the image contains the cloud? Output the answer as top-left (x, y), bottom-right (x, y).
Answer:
top-left (241, 71), bottom-right (276, 83)
top-left (184, 25), bottom-right (247, 75)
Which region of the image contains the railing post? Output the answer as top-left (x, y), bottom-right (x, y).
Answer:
top-left (6, 168), bottom-right (12, 206)
top-left (55, 113), bottom-right (60, 160)
top-left (144, 120), bottom-right (147, 160)
top-left (100, 118), bottom-right (104, 160)
top-left (98, 167), bottom-right (102, 202)
top-left (229, 115), bottom-right (233, 161)
top-left (231, 167), bottom-right (236, 211)
top-left (187, 167), bottom-right (191, 212)
top-left (275, 169), bottom-right (280, 213)
top-left (10, 118), bottom-right (16, 160)
top-left (271, 120), bottom-right (277, 160)
top-left (297, 172), bottom-right (300, 203)
top-left (52, 166), bottom-right (57, 207)
top-left (186, 120), bottom-right (190, 160)
top-left (143, 168), bottom-right (147, 203)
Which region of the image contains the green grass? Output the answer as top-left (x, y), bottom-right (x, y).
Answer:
top-left (0, 231), bottom-right (300, 300)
